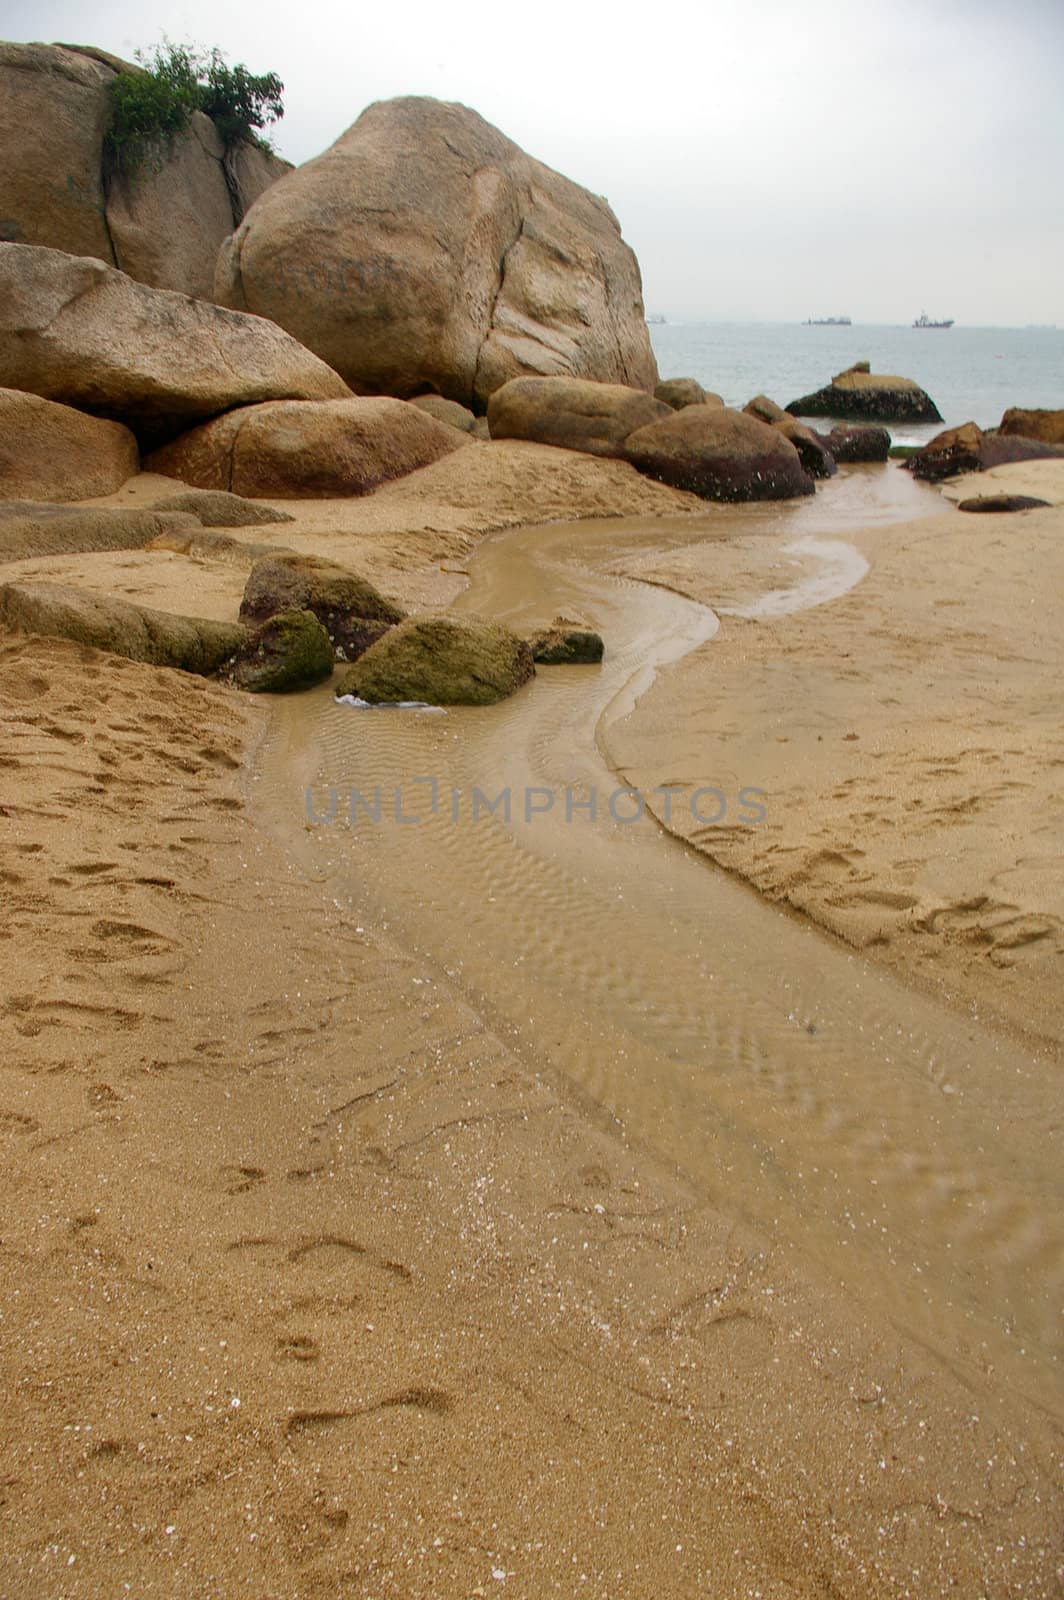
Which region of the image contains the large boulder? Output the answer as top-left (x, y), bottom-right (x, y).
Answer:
top-left (409, 394), bottom-right (478, 433)
top-left (822, 423), bottom-right (891, 463)
top-left (486, 376), bottom-right (670, 459)
top-left (226, 608), bottom-right (335, 692)
top-left (743, 394), bottom-right (787, 424)
top-left (624, 407), bottom-right (815, 501)
top-left (0, 42), bottom-right (291, 298)
top-left (145, 396), bottom-right (467, 497)
top-left (907, 423), bottom-right (1064, 482)
top-left (215, 96), bottom-right (658, 409)
top-left (0, 43), bottom-right (116, 262)
top-left (786, 363), bottom-right (942, 423)
top-left (0, 580), bottom-right (246, 673)
top-left (239, 552), bottom-right (404, 660)
top-left (0, 386), bottom-right (138, 500)
top-left (335, 615), bottom-right (534, 706)
top-left (0, 243), bottom-right (350, 445)
top-left (0, 502), bottom-right (200, 562)
top-left (998, 407), bottom-right (1064, 445)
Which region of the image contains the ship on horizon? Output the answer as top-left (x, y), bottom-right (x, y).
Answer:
top-left (913, 312), bottom-right (954, 328)
top-left (803, 315), bottom-right (851, 326)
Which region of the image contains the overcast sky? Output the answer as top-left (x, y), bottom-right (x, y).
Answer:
top-left (3, 0), bottom-right (1062, 324)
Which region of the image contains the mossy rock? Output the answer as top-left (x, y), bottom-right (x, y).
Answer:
top-left (0, 579), bottom-right (246, 673)
top-left (227, 608), bottom-right (334, 693)
top-left (335, 615), bottom-right (534, 706)
top-left (240, 552), bottom-right (403, 660)
top-left (529, 621), bottom-right (604, 664)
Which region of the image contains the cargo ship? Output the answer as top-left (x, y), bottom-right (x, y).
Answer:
top-left (913, 312), bottom-right (954, 328)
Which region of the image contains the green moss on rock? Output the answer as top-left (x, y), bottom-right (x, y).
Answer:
top-left (335, 615), bottom-right (534, 706)
top-left (228, 608), bottom-right (334, 692)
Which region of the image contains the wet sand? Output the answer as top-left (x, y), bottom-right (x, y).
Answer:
top-left (1, 449), bottom-right (1062, 1596)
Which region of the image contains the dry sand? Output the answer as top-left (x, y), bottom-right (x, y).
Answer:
top-left (1, 447), bottom-right (1063, 1596)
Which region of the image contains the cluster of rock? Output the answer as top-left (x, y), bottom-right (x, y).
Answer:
top-left (905, 417), bottom-right (1064, 482)
top-left (0, 42), bottom-right (289, 299)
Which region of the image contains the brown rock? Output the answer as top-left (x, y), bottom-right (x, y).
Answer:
top-left (908, 423), bottom-right (1064, 481)
top-left (0, 387), bottom-right (139, 501)
top-left (787, 363), bottom-right (941, 423)
top-left (105, 113), bottom-right (238, 301)
top-left (335, 614), bottom-right (534, 706)
top-left (624, 407), bottom-right (815, 501)
top-left (998, 407), bottom-right (1064, 445)
top-left (656, 378), bottom-right (721, 411)
top-left (0, 502), bottom-right (200, 562)
top-left (150, 490), bottom-right (295, 527)
top-left (0, 43), bottom-right (115, 262)
top-left (957, 494), bottom-right (1051, 513)
top-left (487, 377), bottom-right (670, 459)
top-left (0, 243), bottom-right (351, 445)
top-left (216, 96), bottom-right (657, 409)
top-left (743, 394), bottom-right (787, 424)
top-left (240, 552), bottom-right (403, 660)
top-left (823, 424), bottom-right (891, 463)
top-left (773, 416), bottom-right (836, 479)
top-left (0, 579), bottom-right (246, 674)
top-left (146, 397), bottom-right (467, 497)
top-left (410, 395), bottom-right (478, 433)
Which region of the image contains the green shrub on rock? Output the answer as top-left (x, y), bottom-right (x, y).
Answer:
top-left (106, 41), bottom-right (284, 173)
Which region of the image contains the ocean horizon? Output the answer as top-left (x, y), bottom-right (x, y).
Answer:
top-left (648, 320), bottom-right (1064, 444)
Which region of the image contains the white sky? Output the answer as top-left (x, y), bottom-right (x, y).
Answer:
top-left (2, 0), bottom-right (1062, 325)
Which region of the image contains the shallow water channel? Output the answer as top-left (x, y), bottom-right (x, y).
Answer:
top-left (258, 465), bottom-right (1063, 1420)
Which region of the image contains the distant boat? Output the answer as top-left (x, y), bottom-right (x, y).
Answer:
top-left (645, 313), bottom-right (666, 325)
top-left (913, 312), bottom-right (954, 328)
top-left (803, 316), bottom-right (851, 326)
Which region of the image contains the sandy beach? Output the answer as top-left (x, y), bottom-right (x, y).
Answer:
top-left (2, 445), bottom-right (1063, 1598)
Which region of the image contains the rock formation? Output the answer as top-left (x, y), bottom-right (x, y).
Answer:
top-left (487, 377), bottom-right (670, 459)
top-left (0, 41), bottom-right (289, 299)
top-left (787, 363), bottom-right (942, 424)
top-left (1, 386), bottom-right (138, 500)
top-left (907, 423), bottom-right (1064, 482)
top-left (0, 244), bottom-right (350, 445)
top-left (146, 397), bottom-right (467, 497)
top-left (215, 96), bottom-right (657, 410)
top-left (624, 407), bottom-right (815, 501)
top-left (998, 407), bottom-right (1064, 445)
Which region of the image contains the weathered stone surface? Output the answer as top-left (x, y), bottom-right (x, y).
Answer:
top-left (0, 43), bottom-right (292, 298)
top-left (336, 615), bottom-right (534, 705)
top-left (957, 494), bottom-right (1051, 513)
top-left (624, 406), bottom-right (815, 502)
top-left (787, 363), bottom-right (942, 423)
top-left (146, 527), bottom-right (291, 567)
top-left (410, 394), bottom-right (478, 433)
top-left (226, 608), bottom-right (334, 692)
top-left (773, 415), bottom-right (836, 479)
top-left (656, 378), bottom-right (721, 411)
top-left (0, 502), bottom-right (199, 563)
top-left (908, 423), bottom-right (1064, 482)
top-left (105, 113), bottom-right (238, 301)
top-left (146, 397), bottom-right (466, 497)
top-left (529, 619), bottom-right (604, 664)
top-left (216, 96), bottom-right (658, 409)
top-left (240, 552), bottom-right (403, 660)
top-left (0, 43), bottom-right (115, 262)
top-left (0, 243), bottom-right (350, 445)
top-left (0, 579), bottom-right (245, 673)
top-left (998, 407), bottom-right (1064, 445)
top-left (150, 489), bottom-right (295, 527)
top-left (0, 386), bottom-right (139, 500)
top-left (487, 377), bottom-right (670, 459)
top-left (822, 424), bottom-right (891, 463)
top-left (743, 394), bottom-right (787, 424)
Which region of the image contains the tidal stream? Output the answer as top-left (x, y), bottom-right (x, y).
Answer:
top-left (257, 465), bottom-right (1063, 1421)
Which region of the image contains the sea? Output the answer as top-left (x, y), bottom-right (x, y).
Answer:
top-left (647, 321), bottom-right (1064, 446)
